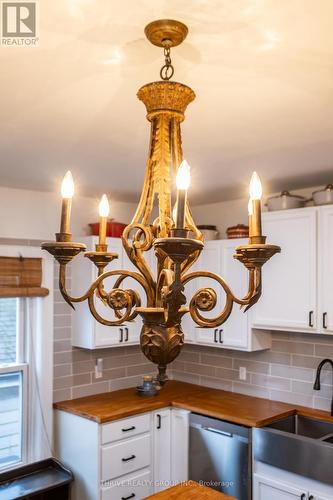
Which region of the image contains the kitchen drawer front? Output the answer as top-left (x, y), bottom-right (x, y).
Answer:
top-left (102, 434), bottom-right (151, 481)
top-left (101, 468), bottom-right (151, 500)
top-left (101, 413), bottom-right (151, 444)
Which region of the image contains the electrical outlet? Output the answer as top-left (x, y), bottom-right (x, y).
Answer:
top-left (239, 366), bottom-right (247, 381)
top-left (95, 358), bottom-right (103, 379)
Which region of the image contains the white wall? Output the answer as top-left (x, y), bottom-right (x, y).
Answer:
top-left (192, 185), bottom-right (320, 238)
top-left (0, 184), bottom-right (324, 241)
top-left (0, 186), bottom-right (138, 241)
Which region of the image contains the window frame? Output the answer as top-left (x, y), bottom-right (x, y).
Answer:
top-left (0, 362), bottom-right (28, 471)
top-left (0, 245), bottom-right (54, 472)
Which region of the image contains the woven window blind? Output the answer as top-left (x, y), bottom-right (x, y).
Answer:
top-left (0, 256), bottom-right (49, 297)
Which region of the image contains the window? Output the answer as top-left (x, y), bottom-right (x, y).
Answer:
top-left (0, 298), bottom-right (27, 470)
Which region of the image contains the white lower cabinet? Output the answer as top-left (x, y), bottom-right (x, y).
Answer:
top-left (254, 474), bottom-right (306, 499)
top-left (170, 408), bottom-right (189, 484)
top-left (152, 408), bottom-right (190, 493)
top-left (101, 469), bottom-right (151, 500)
top-left (153, 409), bottom-right (171, 493)
top-left (55, 407), bottom-right (189, 500)
top-left (253, 465), bottom-right (333, 500)
top-left (102, 433), bottom-right (151, 481)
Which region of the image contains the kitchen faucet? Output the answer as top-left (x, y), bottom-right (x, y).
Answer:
top-left (313, 358), bottom-right (333, 416)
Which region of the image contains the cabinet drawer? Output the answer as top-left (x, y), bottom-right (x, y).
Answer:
top-left (101, 468), bottom-right (151, 500)
top-left (102, 434), bottom-right (151, 481)
top-left (101, 413), bottom-right (150, 444)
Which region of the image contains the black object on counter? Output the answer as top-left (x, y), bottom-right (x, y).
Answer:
top-left (0, 458), bottom-right (73, 500)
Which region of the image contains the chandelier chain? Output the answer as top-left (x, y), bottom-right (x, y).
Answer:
top-left (160, 47), bottom-right (174, 81)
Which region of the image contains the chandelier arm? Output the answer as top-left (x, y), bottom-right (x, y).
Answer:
top-left (243, 267), bottom-right (262, 312)
top-left (110, 275), bottom-right (142, 321)
top-left (232, 268), bottom-right (256, 306)
top-left (182, 271), bottom-right (253, 328)
top-left (58, 262), bottom-right (151, 311)
top-left (122, 224), bottom-right (156, 306)
top-left (156, 268), bottom-right (174, 308)
top-left (87, 289), bottom-right (135, 327)
top-left (58, 264), bottom-right (91, 309)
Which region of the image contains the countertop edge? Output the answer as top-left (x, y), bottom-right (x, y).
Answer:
top-left (53, 381), bottom-right (329, 427)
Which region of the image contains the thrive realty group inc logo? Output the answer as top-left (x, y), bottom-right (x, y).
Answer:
top-left (1, 2), bottom-right (39, 46)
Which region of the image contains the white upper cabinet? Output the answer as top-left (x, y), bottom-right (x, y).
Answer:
top-left (193, 241), bottom-right (224, 346)
top-left (72, 236), bottom-right (141, 349)
top-left (219, 239), bottom-right (250, 349)
top-left (318, 205), bottom-right (333, 333)
top-left (252, 207), bottom-right (317, 332)
top-left (71, 235), bottom-right (272, 350)
top-left (184, 240), bottom-right (271, 351)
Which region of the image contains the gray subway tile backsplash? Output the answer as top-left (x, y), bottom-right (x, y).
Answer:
top-left (52, 260), bottom-right (333, 412)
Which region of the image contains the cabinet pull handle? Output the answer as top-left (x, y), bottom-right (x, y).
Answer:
top-left (125, 327), bottom-right (129, 341)
top-left (323, 312), bottom-right (328, 329)
top-left (157, 413), bottom-right (161, 429)
top-left (119, 328), bottom-right (123, 342)
top-left (122, 454), bottom-right (136, 462)
top-left (122, 495), bottom-right (135, 500)
top-left (122, 426), bottom-right (136, 432)
top-left (308, 310), bottom-right (314, 327)
top-left (219, 329), bottom-right (223, 343)
top-left (203, 426), bottom-right (232, 437)
top-left (214, 329), bottom-right (217, 343)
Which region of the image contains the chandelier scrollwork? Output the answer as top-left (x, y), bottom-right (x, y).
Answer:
top-left (42, 19), bottom-right (280, 385)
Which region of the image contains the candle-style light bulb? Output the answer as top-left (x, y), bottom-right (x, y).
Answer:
top-left (98, 194), bottom-right (110, 247)
top-left (61, 170), bottom-right (74, 199)
top-left (59, 170), bottom-right (74, 236)
top-left (99, 194), bottom-right (110, 218)
top-left (176, 159), bottom-right (191, 190)
top-left (249, 171), bottom-right (262, 200)
top-left (176, 160), bottom-right (191, 229)
top-left (248, 171), bottom-right (263, 241)
top-left (248, 198), bottom-right (253, 216)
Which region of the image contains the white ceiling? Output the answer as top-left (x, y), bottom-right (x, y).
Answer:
top-left (1, 0), bottom-right (333, 205)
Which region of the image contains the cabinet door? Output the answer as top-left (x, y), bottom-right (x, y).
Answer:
top-left (182, 254), bottom-right (201, 343)
top-left (319, 206), bottom-right (333, 333)
top-left (253, 474), bottom-right (306, 500)
top-left (252, 208), bottom-right (317, 332)
top-left (219, 239), bottom-right (249, 348)
top-left (101, 468), bottom-right (152, 500)
top-left (71, 237), bottom-right (125, 348)
top-left (120, 249), bottom-right (144, 345)
top-left (310, 493), bottom-right (332, 500)
top-left (194, 242), bottom-right (224, 346)
top-left (153, 409), bottom-right (171, 493)
top-left (171, 409), bottom-right (189, 484)
top-left (93, 238), bottom-right (127, 347)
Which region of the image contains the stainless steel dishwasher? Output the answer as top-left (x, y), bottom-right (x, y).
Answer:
top-left (189, 413), bottom-right (251, 500)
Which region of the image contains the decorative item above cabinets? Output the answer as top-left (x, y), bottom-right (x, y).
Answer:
top-left (252, 205), bottom-right (333, 334)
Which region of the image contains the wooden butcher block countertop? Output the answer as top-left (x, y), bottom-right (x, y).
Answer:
top-left (54, 380), bottom-right (333, 427)
top-left (144, 480), bottom-right (236, 499)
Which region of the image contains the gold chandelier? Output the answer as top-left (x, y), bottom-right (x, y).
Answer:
top-left (42, 20), bottom-right (280, 385)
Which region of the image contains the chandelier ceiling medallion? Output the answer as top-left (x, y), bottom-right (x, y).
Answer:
top-left (42, 20), bottom-right (280, 385)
